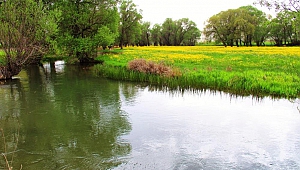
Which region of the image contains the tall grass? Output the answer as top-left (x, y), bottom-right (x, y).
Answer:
top-left (94, 64), bottom-right (300, 98)
top-left (95, 46), bottom-right (300, 98)
top-left (0, 50), bottom-right (5, 65)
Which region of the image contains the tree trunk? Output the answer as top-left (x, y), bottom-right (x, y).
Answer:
top-left (230, 39), bottom-right (234, 47)
top-left (256, 41), bottom-right (260, 47)
top-left (236, 40), bottom-right (239, 47)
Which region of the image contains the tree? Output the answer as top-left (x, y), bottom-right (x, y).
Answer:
top-left (0, 0), bottom-right (59, 80)
top-left (118, 0), bottom-right (142, 49)
top-left (56, 0), bottom-right (119, 62)
top-left (204, 8), bottom-right (257, 47)
top-left (204, 12), bottom-right (229, 46)
top-left (159, 18), bottom-right (201, 46)
top-left (239, 6), bottom-right (270, 46)
top-left (269, 11), bottom-right (296, 45)
top-left (139, 21), bottom-right (151, 46)
top-left (177, 18), bottom-right (201, 46)
top-left (150, 24), bottom-right (162, 46)
top-left (255, 0), bottom-right (300, 45)
top-left (161, 18), bottom-right (176, 46)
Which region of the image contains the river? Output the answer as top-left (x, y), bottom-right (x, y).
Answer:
top-left (0, 62), bottom-right (300, 170)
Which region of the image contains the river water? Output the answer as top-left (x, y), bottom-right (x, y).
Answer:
top-left (0, 62), bottom-right (300, 170)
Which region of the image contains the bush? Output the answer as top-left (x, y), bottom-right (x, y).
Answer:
top-left (127, 59), bottom-right (181, 77)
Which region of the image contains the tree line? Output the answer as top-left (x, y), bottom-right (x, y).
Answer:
top-left (0, 0), bottom-right (299, 79)
top-left (204, 2), bottom-right (300, 47)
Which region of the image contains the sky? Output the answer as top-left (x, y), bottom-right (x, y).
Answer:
top-left (133, 0), bottom-right (274, 30)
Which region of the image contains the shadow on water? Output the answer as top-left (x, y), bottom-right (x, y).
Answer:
top-left (0, 62), bottom-right (134, 169)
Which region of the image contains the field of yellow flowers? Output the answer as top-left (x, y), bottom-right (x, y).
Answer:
top-left (95, 46), bottom-right (300, 98)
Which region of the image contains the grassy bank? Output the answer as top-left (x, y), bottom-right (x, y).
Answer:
top-left (94, 46), bottom-right (300, 98)
top-left (95, 46), bottom-right (298, 98)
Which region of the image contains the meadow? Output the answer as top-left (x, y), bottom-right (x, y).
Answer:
top-left (94, 46), bottom-right (300, 98)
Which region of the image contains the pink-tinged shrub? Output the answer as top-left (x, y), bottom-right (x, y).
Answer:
top-left (128, 59), bottom-right (181, 77)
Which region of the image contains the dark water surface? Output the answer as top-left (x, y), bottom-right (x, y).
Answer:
top-left (0, 62), bottom-right (300, 170)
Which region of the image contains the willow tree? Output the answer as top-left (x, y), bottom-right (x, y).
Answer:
top-left (150, 24), bottom-right (162, 46)
top-left (118, 0), bottom-right (142, 49)
top-left (56, 0), bottom-right (119, 62)
top-left (139, 21), bottom-right (151, 46)
top-left (256, 0), bottom-right (300, 45)
top-left (239, 6), bottom-right (270, 46)
top-left (176, 18), bottom-right (201, 46)
top-left (0, 0), bottom-right (59, 80)
top-left (204, 8), bottom-right (256, 47)
top-left (152, 18), bottom-right (200, 46)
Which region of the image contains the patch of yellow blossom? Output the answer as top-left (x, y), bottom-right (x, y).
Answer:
top-left (125, 46), bottom-right (300, 57)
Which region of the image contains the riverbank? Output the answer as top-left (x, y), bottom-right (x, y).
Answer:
top-left (94, 46), bottom-right (300, 98)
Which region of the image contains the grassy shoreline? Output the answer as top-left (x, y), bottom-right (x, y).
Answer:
top-left (95, 46), bottom-right (300, 98)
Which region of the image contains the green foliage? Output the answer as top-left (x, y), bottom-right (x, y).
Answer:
top-left (0, 50), bottom-right (5, 65)
top-left (204, 8), bottom-right (259, 47)
top-left (269, 10), bottom-right (300, 45)
top-left (55, 0), bottom-right (119, 61)
top-left (139, 22), bottom-right (151, 46)
top-left (205, 4), bottom-right (300, 46)
top-left (118, 0), bottom-right (143, 48)
top-left (239, 5), bottom-right (270, 46)
top-left (0, 0), bottom-right (59, 79)
top-left (158, 18), bottom-right (201, 46)
top-left (95, 26), bottom-right (117, 47)
top-left (150, 24), bottom-right (162, 46)
top-left (0, 0), bottom-right (59, 57)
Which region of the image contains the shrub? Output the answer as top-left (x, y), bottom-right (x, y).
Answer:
top-left (127, 59), bottom-right (181, 77)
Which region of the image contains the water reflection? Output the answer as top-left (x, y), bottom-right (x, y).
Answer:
top-left (289, 99), bottom-right (300, 113)
top-left (1, 63), bottom-right (300, 170)
top-left (0, 64), bottom-right (133, 169)
top-left (117, 87), bottom-right (300, 170)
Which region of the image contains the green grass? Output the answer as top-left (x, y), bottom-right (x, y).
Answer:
top-left (94, 46), bottom-right (300, 98)
top-left (94, 65), bottom-right (300, 98)
top-left (0, 50), bottom-right (5, 65)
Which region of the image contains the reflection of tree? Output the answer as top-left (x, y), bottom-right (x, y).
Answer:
top-left (0, 79), bottom-right (23, 170)
top-left (0, 78), bottom-right (23, 119)
top-left (119, 82), bottom-right (140, 105)
top-left (1, 64), bottom-right (134, 169)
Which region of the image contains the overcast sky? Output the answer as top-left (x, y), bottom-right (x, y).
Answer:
top-left (133, 0), bottom-right (274, 30)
